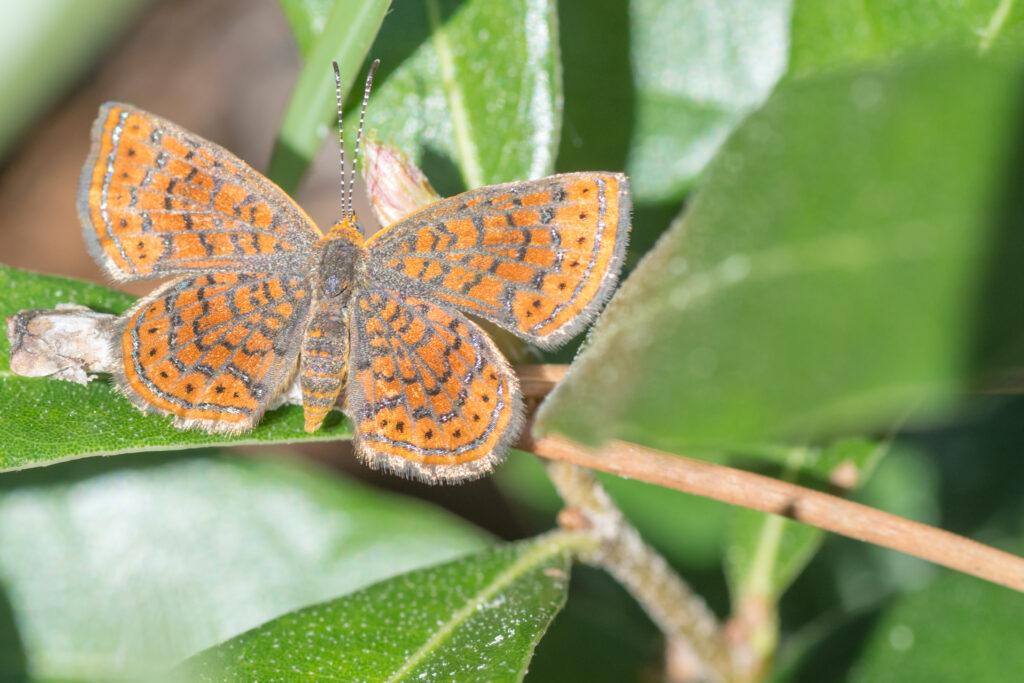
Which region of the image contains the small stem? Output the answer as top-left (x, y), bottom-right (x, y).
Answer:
top-left (525, 434), bottom-right (1024, 594)
top-left (543, 460), bottom-right (737, 682)
top-left (730, 448), bottom-right (807, 667)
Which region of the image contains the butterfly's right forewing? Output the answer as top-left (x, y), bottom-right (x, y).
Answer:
top-left (363, 172), bottom-right (631, 348)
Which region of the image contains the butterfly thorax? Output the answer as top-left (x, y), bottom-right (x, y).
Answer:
top-left (313, 219), bottom-right (367, 298)
top-left (299, 219), bottom-right (367, 432)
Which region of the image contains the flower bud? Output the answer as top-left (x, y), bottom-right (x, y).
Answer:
top-left (361, 136), bottom-right (441, 227)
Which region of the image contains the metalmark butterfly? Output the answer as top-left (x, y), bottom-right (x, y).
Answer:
top-left (77, 68), bottom-right (631, 483)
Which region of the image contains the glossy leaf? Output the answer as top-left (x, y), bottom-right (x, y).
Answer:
top-left (849, 569), bottom-right (1024, 682)
top-left (625, 0), bottom-right (790, 202)
top-left (363, 0), bottom-right (561, 194)
top-left (0, 265), bottom-right (351, 470)
top-left (0, 453), bottom-right (487, 681)
top-left (175, 534), bottom-right (578, 682)
top-left (611, 1), bottom-right (1024, 203)
top-left (536, 54), bottom-right (1024, 454)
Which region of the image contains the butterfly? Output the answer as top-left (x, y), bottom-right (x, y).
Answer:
top-left (77, 74), bottom-right (630, 483)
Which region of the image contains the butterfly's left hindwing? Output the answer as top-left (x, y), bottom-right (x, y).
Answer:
top-left (345, 289), bottom-right (523, 482)
top-left (116, 272), bottom-right (314, 433)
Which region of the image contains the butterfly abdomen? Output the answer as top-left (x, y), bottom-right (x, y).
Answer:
top-left (300, 306), bottom-right (350, 432)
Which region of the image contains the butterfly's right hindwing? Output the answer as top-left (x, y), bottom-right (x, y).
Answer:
top-left (344, 289), bottom-right (523, 483)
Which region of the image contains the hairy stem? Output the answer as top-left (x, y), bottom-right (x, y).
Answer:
top-left (543, 460), bottom-right (738, 683)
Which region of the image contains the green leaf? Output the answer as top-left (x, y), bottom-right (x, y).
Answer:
top-left (363, 0), bottom-right (561, 194)
top-left (603, 1), bottom-right (1024, 204)
top-left (825, 443), bottom-right (943, 611)
top-left (849, 569), bottom-right (1024, 682)
top-left (789, 0), bottom-right (1024, 77)
top-left (175, 533), bottom-right (581, 682)
top-left (625, 0), bottom-right (790, 202)
top-left (536, 54), bottom-right (1024, 453)
top-left (0, 265), bottom-right (351, 470)
top-left (267, 0), bottom-right (391, 192)
top-left (277, 0), bottom-right (335, 57)
top-left (0, 453), bottom-right (488, 681)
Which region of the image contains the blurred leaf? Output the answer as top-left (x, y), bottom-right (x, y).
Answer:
top-left (0, 453), bottom-right (487, 681)
top-left (826, 444), bottom-right (942, 612)
top-left (788, 0), bottom-right (1024, 78)
top-left (277, 0), bottom-right (335, 56)
top-left (0, 265), bottom-right (351, 470)
top-left (364, 0), bottom-right (561, 195)
top-left (496, 450), bottom-right (726, 570)
top-left (537, 54), bottom-right (1024, 454)
top-left (849, 568), bottom-right (1024, 682)
top-left (769, 607), bottom-right (880, 683)
top-left (723, 440), bottom-right (883, 661)
top-left (901, 396), bottom-right (1024, 536)
top-left (175, 533), bottom-right (577, 682)
top-left (267, 0), bottom-right (391, 192)
top-left (626, 0), bottom-right (790, 202)
top-left (0, 0), bottom-right (153, 161)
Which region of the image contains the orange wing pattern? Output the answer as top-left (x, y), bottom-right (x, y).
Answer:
top-left (346, 290), bottom-right (523, 482)
top-left (364, 172), bottom-right (631, 348)
top-left (116, 272), bottom-right (313, 433)
top-left (78, 103), bottom-right (321, 281)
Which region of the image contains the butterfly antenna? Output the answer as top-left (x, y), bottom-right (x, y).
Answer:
top-left (348, 58), bottom-right (380, 226)
top-left (331, 61), bottom-right (350, 221)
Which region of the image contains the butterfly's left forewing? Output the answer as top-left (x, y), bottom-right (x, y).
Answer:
top-left (345, 289), bottom-right (523, 482)
top-left (79, 103), bottom-right (322, 282)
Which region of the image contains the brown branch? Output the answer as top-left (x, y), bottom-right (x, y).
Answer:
top-left (522, 433), bottom-right (1024, 594)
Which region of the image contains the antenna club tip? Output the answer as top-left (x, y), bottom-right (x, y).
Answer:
top-left (332, 61), bottom-right (341, 76)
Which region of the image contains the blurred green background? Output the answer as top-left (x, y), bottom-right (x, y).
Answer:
top-left (2, 0), bottom-right (1024, 681)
